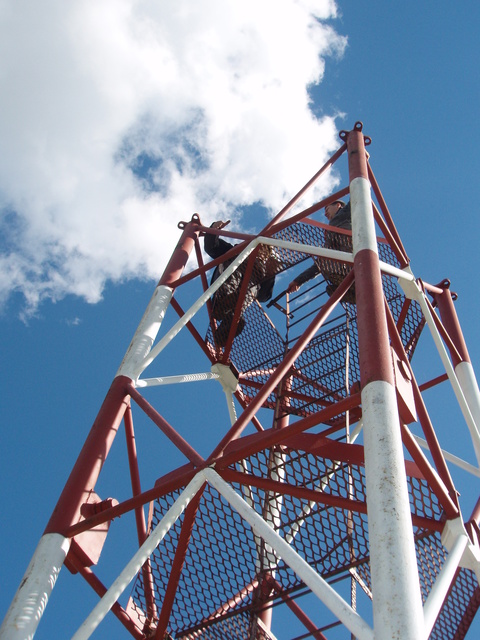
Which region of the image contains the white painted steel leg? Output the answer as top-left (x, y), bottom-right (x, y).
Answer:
top-left (136, 371), bottom-right (220, 388)
top-left (262, 447), bottom-right (286, 574)
top-left (71, 472), bottom-right (206, 640)
top-left (350, 157), bottom-right (425, 639)
top-left (0, 534), bottom-right (70, 640)
top-left (414, 434), bottom-right (480, 477)
top-left (350, 177), bottom-right (378, 255)
top-left (203, 467), bottom-right (374, 640)
top-left (456, 361), bottom-right (480, 466)
top-left (413, 288), bottom-right (480, 466)
top-left (116, 284), bottom-right (173, 381)
top-left (211, 363), bottom-right (239, 426)
top-left (423, 530), bottom-right (469, 637)
top-left (362, 381), bottom-right (425, 639)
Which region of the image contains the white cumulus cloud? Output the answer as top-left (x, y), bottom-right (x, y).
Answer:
top-left (0, 0), bottom-right (346, 313)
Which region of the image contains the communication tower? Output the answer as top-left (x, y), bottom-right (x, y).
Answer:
top-left (3, 122), bottom-right (480, 639)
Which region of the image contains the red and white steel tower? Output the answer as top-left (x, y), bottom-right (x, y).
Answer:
top-left (3, 122), bottom-right (480, 639)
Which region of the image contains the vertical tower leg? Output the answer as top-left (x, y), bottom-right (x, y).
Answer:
top-left (434, 283), bottom-right (480, 465)
top-left (0, 534), bottom-right (71, 640)
top-left (256, 388), bottom-right (290, 634)
top-left (346, 124), bottom-right (425, 638)
top-left (1, 217), bottom-right (200, 640)
top-left (0, 375), bottom-right (129, 640)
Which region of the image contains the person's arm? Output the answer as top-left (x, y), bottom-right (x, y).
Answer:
top-left (204, 222), bottom-right (233, 259)
top-left (287, 261), bottom-right (321, 293)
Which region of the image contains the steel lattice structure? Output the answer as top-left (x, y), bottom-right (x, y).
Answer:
top-left (3, 122), bottom-right (480, 639)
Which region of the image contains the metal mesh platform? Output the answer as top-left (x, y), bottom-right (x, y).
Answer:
top-left (204, 220), bottom-right (423, 421)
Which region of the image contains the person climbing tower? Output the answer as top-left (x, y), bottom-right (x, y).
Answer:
top-left (287, 200), bottom-right (355, 303)
top-left (204, 221), bottom-right (278, 347)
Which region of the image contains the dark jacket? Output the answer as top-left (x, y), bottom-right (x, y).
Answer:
top-left (294, 202), bottom-right (352, 287)
top-left (204, 232), bottom-right (276, 316)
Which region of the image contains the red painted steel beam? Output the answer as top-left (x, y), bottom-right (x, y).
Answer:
top-left (265, 187), bottom-right (350, 239)
top-left (193, 234), bottom-right (216, 338)
top-left (127, 383), bottom-right (204, 467)
top-left (215, 391), bottom-right (361, 472)
top-left (269, 578), bottom-right (328, 640)
top-left (412, 377), bottom-right (460, 508)
top-left (396, 297), bottom-right (412, 337)
top-left (239, 376), bottom-right (339, 410)
top-left (234, 388), bottom-right (266, 433)
top-left (124, 405), bottom-right (145, 534)
top-left (423, 294), bottom-right (463, 365)
top-left (260, 142), bottom-right (347, 235)
top-left (174, 229), bottom-right (251, 289)
top-left (384, 302), bottom-right (460, 514)
top-left (124, 404), bottom-right (157, 623)
top-left (196, 225), bottom-right (257, 244)
top-left (421, 280), bottom-right (445, 296)
top-left (371, 201), bottom-right (409, 268)
top-left (469, 496), bottom-right (480, 525)
top-left (169, 296), bottom-right (216, 362)
top-left (194, 234), bottom-right (210, 292)
top-left (203, 578), bottom-right (260, 623)
top-left (395, 296), bottom-right (426, 359)
top-left (367, 165), bottom-right (409, 266)
top-left (433, 283), bottom-right (471, 366)
top-left (159, 214), bottom-right (202, 288)
top-left (218, 467), bottom-right (369, 516)
top-left (281, 433), bottom-right (364, 464)
top-left (400, 423), bottom-right (459, 519)
top-left (45, 375), bottom-right (131, 534)
top-left (221, 245), bottom-right (261, 362)
top-left (418, 373), bottom-right (449, 392)
top-left (216, 460), bottom-right (445, 531)
top-left (218, 466), bottom-right (444, 532)
top-left (356, 259), bottom-right (393, 387)
top-left (290, 366), bottom-right (352, 405)
top-left (66, 463), bottom-right (197, 538)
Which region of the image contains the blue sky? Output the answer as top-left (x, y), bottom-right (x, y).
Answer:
top-left (1, 1), bottom-right (480, 638)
